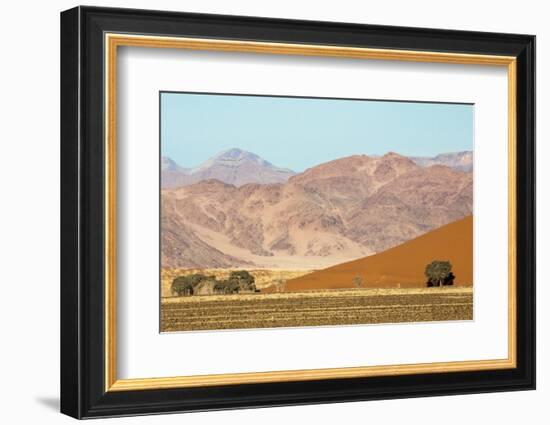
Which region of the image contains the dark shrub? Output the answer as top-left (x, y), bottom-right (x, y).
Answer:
top-left (172, 273), bottom-right (209, 296)
top-left (228, 270), bottom-right (256, 291)
top-left (425, 261), bottom-right (454, 287)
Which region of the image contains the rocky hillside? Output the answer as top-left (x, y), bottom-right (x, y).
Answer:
top-left (161, 152), bottom-right (473, 269)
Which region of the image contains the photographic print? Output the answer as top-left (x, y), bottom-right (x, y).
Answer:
top-left (160, 92), bottom-right (474, 332)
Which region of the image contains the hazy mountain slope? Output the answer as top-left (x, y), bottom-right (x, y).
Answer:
top-left (410, 151), bottom-right (473, 172)
top-left (161, 156), bottom-right (192, 188)
top-left (161, 148), bottom-right (296, 188)
top-left (161, 195), bottom-right (253, 268)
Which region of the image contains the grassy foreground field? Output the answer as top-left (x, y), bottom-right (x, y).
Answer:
top-left (160, 286), bottom-right (473, 332)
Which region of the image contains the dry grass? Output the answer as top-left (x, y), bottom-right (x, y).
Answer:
top-left (161, 286), bottom-right (473, 332)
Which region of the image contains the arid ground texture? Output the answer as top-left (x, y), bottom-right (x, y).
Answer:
top-left (161, 216), bottom-right (473, 331)
top-left (161, 287), bottom-right (473, 332)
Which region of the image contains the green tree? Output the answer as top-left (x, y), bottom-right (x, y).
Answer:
top-left (172, 276), bottom-right (194, 296)
top-left (185, 273), bottom-right (208, 286)
top-left (213, 281), bottom-right (228, 294)
top-left (425, 261), bottom-right (453, 287)
top-left (228, 270), bottom-right (256, 291)
top-left (352, 276), bottom-right (363, 288)
top-left (171, 273), bottom-right (210, 296)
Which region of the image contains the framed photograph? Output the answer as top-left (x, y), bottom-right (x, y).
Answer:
top-left (60, 6), bottom-right (535, 419)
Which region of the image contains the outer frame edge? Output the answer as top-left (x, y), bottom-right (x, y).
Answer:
top-left (60, 5), bottom-right (83, 420)
top-left (63, 6), bottom-right (536, 419)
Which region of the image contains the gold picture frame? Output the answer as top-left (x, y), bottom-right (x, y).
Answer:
top-left (104, 34), bottom-right (517, 392)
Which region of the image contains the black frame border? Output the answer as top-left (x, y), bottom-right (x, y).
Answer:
top-left (61, 6), bottom-right (535, 419)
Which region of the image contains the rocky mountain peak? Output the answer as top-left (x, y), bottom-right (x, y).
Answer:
top-left (216, 148), bottom-right (267, 162)
top-left (194, 148), bottom-right (272, 173)
top-left (162, 149), bottom-right (296, 188)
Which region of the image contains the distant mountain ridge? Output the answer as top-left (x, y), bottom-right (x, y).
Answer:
top-left (162, 156), bottom-right (189, 172)
top-left (161, 148), bottom-right (296, 188)
top-left (161, 151), bottom-right (473, 269)
top-left (162, 149), bottom-right (473, 189)
top-left (410, 151), bottom-right (473, 172)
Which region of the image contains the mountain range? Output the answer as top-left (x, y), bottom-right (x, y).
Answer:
top-left (410, 150), bottom-right (473, 172)
top-left (161, 150), bottom-right (473, 269)
top-left (161, 148), bottom-right (473, 188)
top-left (161, 148), bottom-right (296, 188)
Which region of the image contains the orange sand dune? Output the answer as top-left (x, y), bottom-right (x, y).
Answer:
top-left (285, 216), bottom-right (473, 291)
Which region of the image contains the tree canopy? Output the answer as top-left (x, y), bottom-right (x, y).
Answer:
top-left (425, 260), bottom-right (454, 287)
top-left (171, 270), bottom-right (257, 296)
top-left (228, 270), bottom-right (256, 291)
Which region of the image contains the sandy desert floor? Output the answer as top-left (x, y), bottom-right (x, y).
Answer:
top-left (160, 286), bottom-right (473, 332)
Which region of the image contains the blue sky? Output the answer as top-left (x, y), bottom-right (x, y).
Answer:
top-left (161, 92), bottom-right (473, 172)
